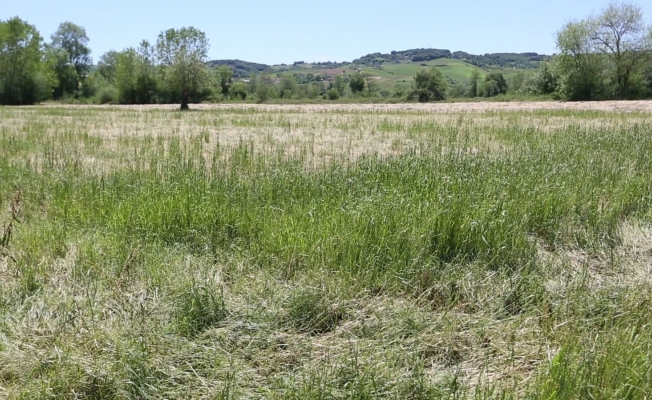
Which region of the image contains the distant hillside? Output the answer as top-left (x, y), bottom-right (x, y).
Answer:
top-left (207, 48), bottom-right (549, 93)
top-left (206, 59), bottom-right (272, 78)
top-left (352, 49), bottom-right (547, 69)
top-left (208, 48), bottom-right (549, 76)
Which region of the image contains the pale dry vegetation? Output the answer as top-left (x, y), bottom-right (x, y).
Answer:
top-left (1, 103), bottom-right (652, 399)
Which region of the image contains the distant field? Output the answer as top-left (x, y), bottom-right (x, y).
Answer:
top-left (275, 58), bottom-right (534, 92)
top-left (1, 102), bottom-right (652, 398)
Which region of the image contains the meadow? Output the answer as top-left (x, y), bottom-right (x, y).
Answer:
top-left (1, 102), bottom-right (652, 399)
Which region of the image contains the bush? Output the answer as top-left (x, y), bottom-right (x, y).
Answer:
top-left (326, 88), bottom-right (340, 100)
top-left (229, 81), bottom-right (248, 100)
top-left (408, 68), bottom-right (447, 102)
top-left (95, 86), bottom-right (119, 104)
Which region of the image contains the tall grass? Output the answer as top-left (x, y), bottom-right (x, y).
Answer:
top-left (0, 105), bottom-right (651, 398)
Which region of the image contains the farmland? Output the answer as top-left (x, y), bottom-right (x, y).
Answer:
top-left (1, 102), bottom-right (652, 398)
top-left (272, 57), bottom-right (530, 92)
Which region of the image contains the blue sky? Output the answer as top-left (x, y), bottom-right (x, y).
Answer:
top-left (3, 0), bottom-right (651, 65)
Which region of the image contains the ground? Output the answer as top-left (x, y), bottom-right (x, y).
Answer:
top-left (1, 101), bottom-right (652, 399)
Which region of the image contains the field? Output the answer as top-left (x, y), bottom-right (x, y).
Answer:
top-left (1, 102), bottom-right (652, 399)
top-left (273, 58), bottom-right (531, 92)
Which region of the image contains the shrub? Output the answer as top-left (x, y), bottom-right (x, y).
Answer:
top-left (326, 88), bottom-right (340, 100)
top-left (95, 86), bottom-right (119, 104)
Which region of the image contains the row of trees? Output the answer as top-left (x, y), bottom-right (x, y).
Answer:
top-left (0, 18), bottom-right (212, 109)
top-left (528, 2), bottom-right (652, 100)
top-left (0, 19), bottom-right (92, 105)
top-left (2, 2), bottom-right (650, 106)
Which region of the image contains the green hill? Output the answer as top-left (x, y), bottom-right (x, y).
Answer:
top-left (208, 48), bottom-right (549, 92)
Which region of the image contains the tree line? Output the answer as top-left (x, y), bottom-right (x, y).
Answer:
top-left (0, 2), bottom-right (650, 107)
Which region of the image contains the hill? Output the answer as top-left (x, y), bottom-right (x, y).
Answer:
top-left (208, 48), bottom-right (549, 92)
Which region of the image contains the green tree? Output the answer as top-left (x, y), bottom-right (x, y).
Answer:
top-left (326, 88), bottom-right (339, 100)
top-left (589, 2), bottom-right (652, 98)
top-left (469, 69), bottom-right (481, 98)
top-left (156, 27), bottom-right (210, 110)
top-left (255, 73), bottom-right (273, 102)
top-left (555, 19), bottom-right (604, 100)
top-left (508, 72), bottom-right (526, 93)
top-left (213, 65), bottom-right (233, 98)
top-left (525, 61), bottom-right (559, 95)
top-left (97, 50), bottom-right (120, 84)
top-left (0, 17), bottom-right (53, 104)
top-left (409, 67), bottom-right (447, 102)
top-left (115, 48), bottom-right (139, 104)
top-left (484, 73), bottom-right (508, 96)
top-left (279, 74), bottom-right (298, 99)
top-left (135, 40), bottom-right (157, 104)
top-left (349, 73), bottom-right (365, 93)
top-left (230, 81), bottom-right (248, 100)
top-left (333, 75), bottom-right (346, 96)
top-left (50, 22), bottom-right (91, 98)
top-left (364, 73), bottom-right (380, 95)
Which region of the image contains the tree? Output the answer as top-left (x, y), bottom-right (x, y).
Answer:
top-left (554, 2), bottom-right (652, 100)
top-left (0, 17), bottom-right (53, 104)
top-left (156, 27), bottom-right (210, 110)
top-left (469, 69), bottom-right (481, 98)
top-left (409, 67), bottom-right (447, 102)
top-left (97, 50), bottom-right (120, 84)
top-left (555, 19), bottom-right (605, 100)
top-left (255, 73), bottom-right (273, 102)
top-left (279, 74), bottom-right (298, 99)
top-left (589, 2), bottom-right (652, 98)
top-left (113, 42), bottom-right (158, 104)
top-left (349, 73), bottom-right (365, 93)
top-left (484, 73), bottom-right (508, 96)
top-left (525, 61), bottom-right (559, 95)
top-left (230, 81), bottom-right (248, 100)
top-left (333, 75), bottom-right (346, 96)
top-left (213, 65), bottom-right (233, 98)
top-left (135, 40), bottom-right (157, 104)
top-left (115, 48), bottom-right (139, 104)
top-left (51, 22), bottom-right (91, 98)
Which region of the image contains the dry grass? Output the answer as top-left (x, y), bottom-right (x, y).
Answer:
top-left (1, 103), bottom-right (652, 398)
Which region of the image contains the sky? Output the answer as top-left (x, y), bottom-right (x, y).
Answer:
top-left (3, 0), bottom-right (652, 65)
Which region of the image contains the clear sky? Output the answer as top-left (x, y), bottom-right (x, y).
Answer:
top-left (3, 0), bottom-right (651, 65)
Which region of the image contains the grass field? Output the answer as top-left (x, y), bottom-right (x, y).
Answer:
top-left (1, 103), bottom-right (652, 399)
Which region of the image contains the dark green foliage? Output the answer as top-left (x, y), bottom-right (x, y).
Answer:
top-left (96, 86), bottom-right (118, 104)
top-left (351, 48), bottom-right (546, 69)
top-left (213, 65), bottom-right (233, 97)
top-left (349, 73), bottom-right (365, 93)
top-left (525, 61), bottom-right (559, 95)
top-left (553, 3), bottom-right (652, 101)
top-left (279, 74), bottom-right (298, 99)
top-left (326, 88), bottom-right (339, 100)
top-left (0, 18), bottom-right (52, 105)
top-left (156, 26), bottom-right (210, 110)
top-left (50, 22), bottom-right (92, 99)
top-left (409, 67), bottom-right (447, 102)
top-left (206, 59), bottom-right (272, 78)
top-left (229, 81), bottom-right (248, 99)
top-left (483, 73), bottom-right (508, 97)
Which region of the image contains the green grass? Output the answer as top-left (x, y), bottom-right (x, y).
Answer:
top-left (0, 105), bottom-right (651, 398)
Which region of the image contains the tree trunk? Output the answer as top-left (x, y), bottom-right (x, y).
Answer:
top-left (180, 90), bottom-right (189, 110)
